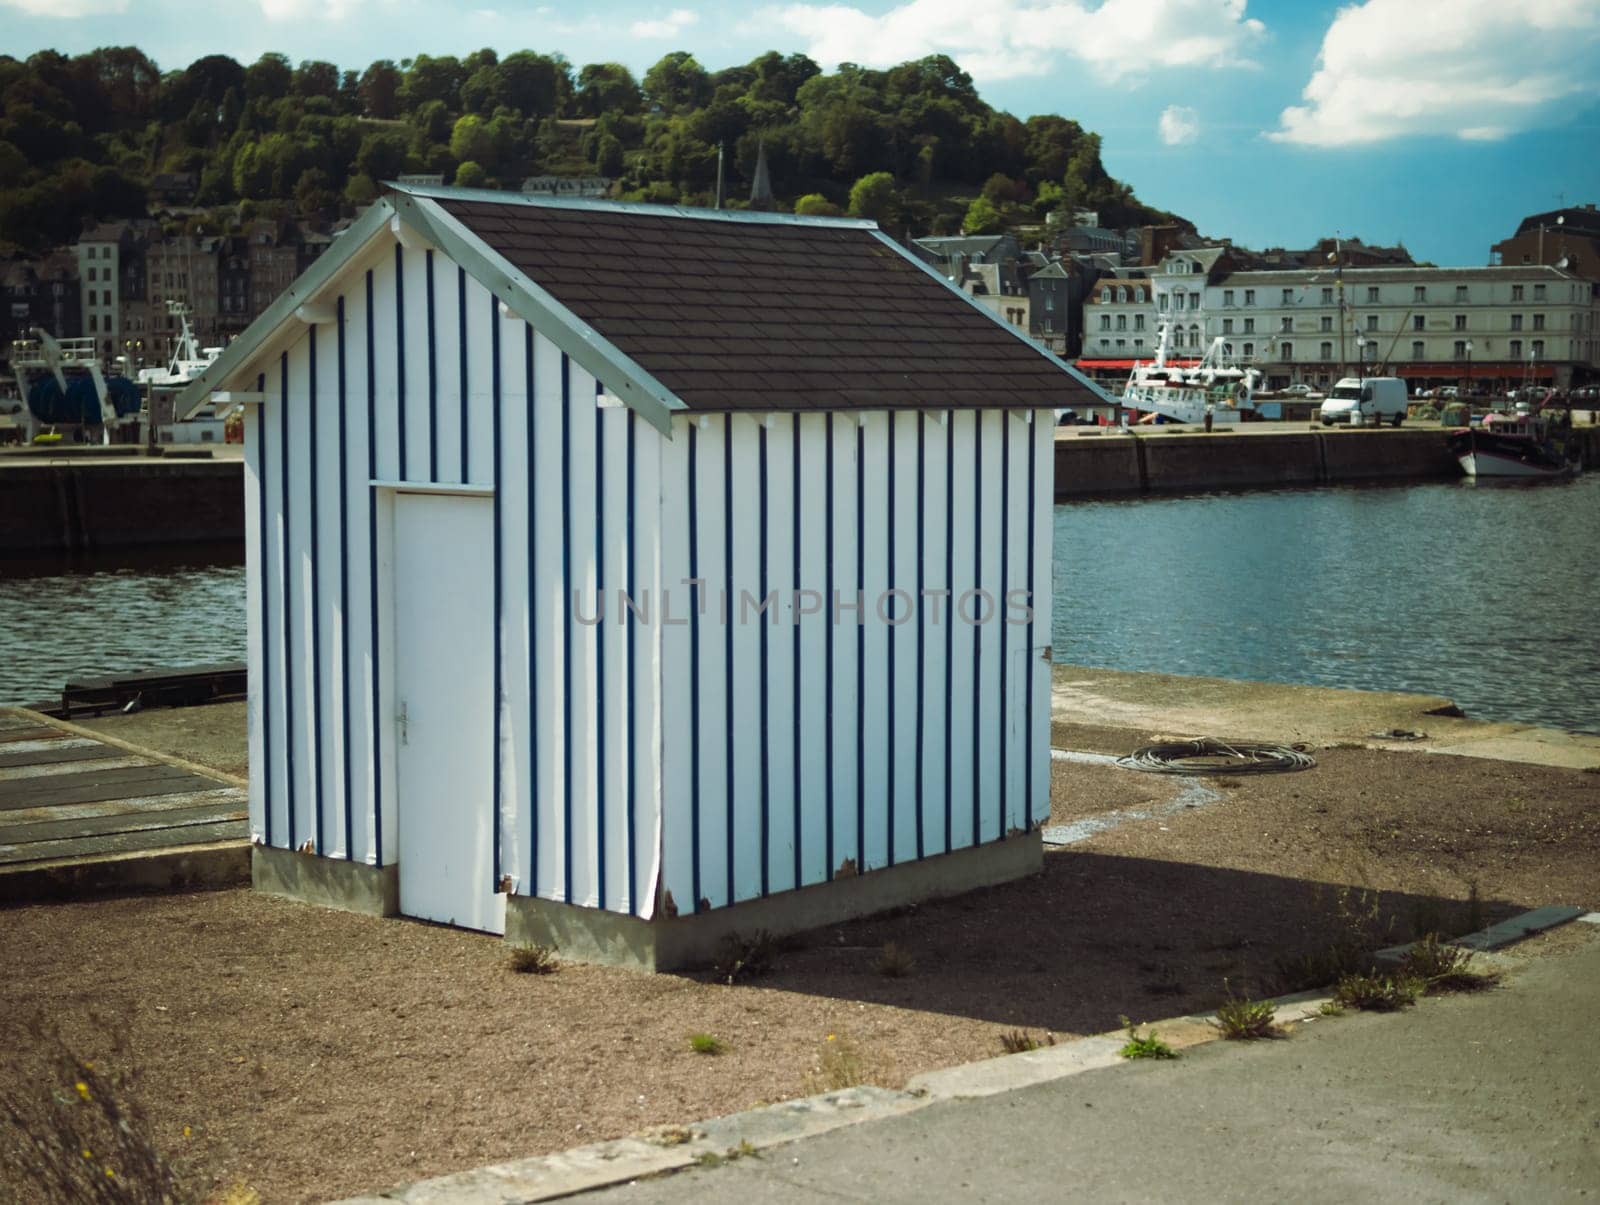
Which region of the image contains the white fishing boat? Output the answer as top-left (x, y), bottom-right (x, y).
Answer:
top-left (1121, 322), bottom-right (1264, 425)
top-left (138, 302), bottom-right (226, 443)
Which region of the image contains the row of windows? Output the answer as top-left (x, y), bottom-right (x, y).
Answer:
top-left (1240, 340), bottom-right (1550, 362)
top-left (1215, 282), bottom-right (1553, 306)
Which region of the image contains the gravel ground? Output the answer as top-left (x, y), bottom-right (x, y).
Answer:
top-left (2, 709), bottom-right (1595, 1202)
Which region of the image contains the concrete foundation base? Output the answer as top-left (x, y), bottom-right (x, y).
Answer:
top-left (251, 844), bottom-right (399, 917)
top-left (505, 832), bottom-right (1043, 971)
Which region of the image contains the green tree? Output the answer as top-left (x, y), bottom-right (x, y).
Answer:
top-left (292, 60), bottom-right (340, 100)
top-left (576, 62), bottom-right (642, 116)
top-left (643, 51), bottom-right (710, 112)
top-left (244, 53), bottom-right (291, 102)
top-left (449, 114), bottom-right (496, 169)
top-left (794, 192), bottom-right (842, 217)
top-left (961, 194), bottom-right (1002, 234)
top-left (358, 60), bottom-right (401, 118)
top-left (454, 160), bottom-right (486, 188)
top-left (847, 170), bottom-right (898, 225)
top-left (399, 54), bottom-right (464, 112)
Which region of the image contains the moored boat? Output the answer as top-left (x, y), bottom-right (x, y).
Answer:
top-left (1121, 322), bottom-right (1264, 425)
top-left (1448, 403), bottom-right (1582, 479)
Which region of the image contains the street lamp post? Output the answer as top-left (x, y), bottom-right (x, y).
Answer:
top-left (1356, 335), bottom-right (1369, 425)
top-left (1463, 338), bottom-right (1473, 403)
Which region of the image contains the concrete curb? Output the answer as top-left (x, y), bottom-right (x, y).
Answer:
top-left (0, 841), bottom-right (249, 904)
top-left (325, 1087), bottom-right (926, 1205)
top-left (324, 905), bottom-right (1592, 1203)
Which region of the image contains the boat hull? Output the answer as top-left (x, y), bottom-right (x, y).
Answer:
top-left (1448, 428), bottom-right (1578, 479)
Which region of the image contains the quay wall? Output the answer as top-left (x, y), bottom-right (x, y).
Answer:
top-left (1054, 424), bottom-right (1600, 500)
top-left (0, 459), bottom-right (243, 554)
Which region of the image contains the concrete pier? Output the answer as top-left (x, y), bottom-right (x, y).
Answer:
top-left (1053, 423), bottom-right (1600, 500)
top-left (0, 447), bottom-right (243, 553)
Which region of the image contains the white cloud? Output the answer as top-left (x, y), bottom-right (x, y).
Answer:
top-left (630, 7), bottom-right (700, 38)
top-left (1158, 104), bottom-right (1200, 145)
top-left (1270, 0), bottom-right (1600, 146)
top-left (0, 0), bottom-right (127, 15)
top-left (258, 0), bottom-right (365, 19)
top-left (761, 0), bottom-right (1265, 83)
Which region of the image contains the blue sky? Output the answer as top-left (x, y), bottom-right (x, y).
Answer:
top-left (7, 0), bottom-right (1600, 265)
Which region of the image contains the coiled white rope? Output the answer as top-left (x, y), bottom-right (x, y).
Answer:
top-left (1115, 737), bottom-right (1317, 776)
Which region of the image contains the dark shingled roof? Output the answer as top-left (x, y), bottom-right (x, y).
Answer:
top-left (435, 197), bottom-right (1095, 413)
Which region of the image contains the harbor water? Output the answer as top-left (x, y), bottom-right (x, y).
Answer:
top-left (1053, 473), bottom-right (1600, 735)
top-left (1, 476), bottom-right (1596, 733)
top-left (0, 544), bottom-right (245, 707)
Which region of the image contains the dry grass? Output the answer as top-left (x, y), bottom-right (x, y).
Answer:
top-left (507, 944), bottom-right (558, 975)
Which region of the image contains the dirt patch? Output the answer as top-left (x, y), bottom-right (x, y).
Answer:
top-left (2, 710), bottom-right (1594, 1202)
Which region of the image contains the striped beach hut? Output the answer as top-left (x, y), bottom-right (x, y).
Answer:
top-left (176, 184), bottom-right (1102, 967)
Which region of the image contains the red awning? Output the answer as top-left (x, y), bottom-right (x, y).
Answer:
top-left (1396, 363), bottom-right (1555, 380)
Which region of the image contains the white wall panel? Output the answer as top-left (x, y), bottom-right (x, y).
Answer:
top-left (727, 415), bottom-right (763, 902)
top-left (398, 247), bottom-right (431, 485)
top-left (342, 280), bottom-right (376, 866)
top-left (464, 275), bottom-right (496, 488)
top-left (763, 415), bottom-right (798, 896)
top-left (657, 418), bottom-right (693, 918)
top-left (858, 412), bottom-right (889, 873)
top-left (793, 414), bottom-right (830, 888)
top-left (890, 411), bottom-right (922, 863)
top-left (945, 409), bottom-right (978, 853)
top-left (528, 331), bottom-right (567, 899)
top-left (244, 404), bottom-right (266, 845)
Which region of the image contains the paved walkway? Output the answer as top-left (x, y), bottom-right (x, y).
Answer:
top-left (1050, 664), bottom-right (1600, 770)
top-left (0, 707), bottom-right (247, 900)
top-left (581, 927), bottom-right (1600, 1203)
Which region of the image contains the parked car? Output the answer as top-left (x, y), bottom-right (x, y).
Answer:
top-left (1056, 407), bottom-right (1078, 426)
top-left (1283, 383), bottom-right (1314, 396)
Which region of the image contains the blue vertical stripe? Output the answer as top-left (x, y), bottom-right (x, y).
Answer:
top-left (971, 412), bottom-right (983, 845)
top-left (999, 412), bottom-right (1010, 839)
top-left (1025, 413), bottom-right (1038, 828)
top-left (367, 271), bottom-right (382, 867)
top-left (944, 412), bottom-right (954, 855)
top-left (722, 417), bottom-right (734, 906)
top-left (337, 297), bottom-right (353, 860)
top-left (458, 266), bottom-right (469, 483)
top-left (823, 414), bottom-right (834, 878)
top-left (790, 413), bottom-right (801, 890)
top-left (886, 411), bottom-right (896, 865)
top-left (256, 376), bottom-right (272, 849)
top-left (625, 410), bottom-right (638, 913)
top-left (395, 245), bottom-right (407, 482)
top-left (915, 411), bottom-right (926, 861)
top-left (560, 353), bottom-right (574, 904)
top-left (687, 420), bottom-right (702, 909)
top-left (595, 392), bottom-right (607, 909)
top-left (758, 421), bottom-right (770, 897)
top-left (855, 419), bottom-right (865, 871)
top-left (524, 323), bottom-right (537, 895)
top-left (308, 327), bottom-right (325, 854)
top-left (425, 249), bottom-right (437, 483)
top-left (491, 294), bottom-right (503, 891)
top-left (279, 351), bottom-right (295, 850)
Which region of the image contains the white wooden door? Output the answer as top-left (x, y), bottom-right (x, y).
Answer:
top-left (393, 492), bottom-right (504, 934)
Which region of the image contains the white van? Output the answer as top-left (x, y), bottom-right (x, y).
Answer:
top-left (1319, 377), bottom-right (1408, 427)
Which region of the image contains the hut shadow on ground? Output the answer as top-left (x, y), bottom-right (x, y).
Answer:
top-left (673, 849), bottom-right (1520, 1037)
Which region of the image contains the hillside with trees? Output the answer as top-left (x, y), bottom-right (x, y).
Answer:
top-left (0, 45), bottom-right (1190, 252)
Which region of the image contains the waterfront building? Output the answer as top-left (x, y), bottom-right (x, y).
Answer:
top-left (172, 185), bottom-right (1092, 965)
top-left (1078, 257), bottom-right (1600, 393)
top-left (1202, 265), bottom-right (1600, 391)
